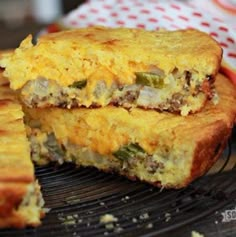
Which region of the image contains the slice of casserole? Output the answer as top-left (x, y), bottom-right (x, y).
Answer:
top-left (24, 74), bottom-right (236, 188)
top-left (0, 26), bottom-right (222, 115)
top-left (0, 70), bottom-right (44, 228)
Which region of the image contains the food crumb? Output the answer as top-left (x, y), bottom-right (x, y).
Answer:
top-left (165, 213), bottom-right (171, 222)
top-left (58, 214), bottom-right (77, 226)
top-left (105, 223), bottom-right (115, 230)
top-left (65, 196), bottom-right (80, 205)
top-left (73, 232), bottom-right (80, 237)
top-left (159, 186), bottom-right (165, 192)
top-left (43, 207), bottom-right (51, 213)
top-left (64, 218), bottom-right (76, 225)
top-left (121, 196), bottom-right (130, 202)
top-left (146, 223), bottom-right (153, 229)
top-left (100, 214), bottom-right (118, 224)
top-left (114, 226), bottom-right (123, 233)
top-left (191, 230), bottom-right (205, 237)
top-left (100, 214), bottom-right (121, 232)
top-left (132, 217), bottom-right (138, 223)
top-left (139, 213), bottom-right (149, 220)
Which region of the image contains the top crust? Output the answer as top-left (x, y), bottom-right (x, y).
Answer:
top-left (0, 26), bottom-right (222, 90)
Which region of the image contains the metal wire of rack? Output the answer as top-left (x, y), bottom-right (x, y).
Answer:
top-left (1, 141), bottom-right (236, 237)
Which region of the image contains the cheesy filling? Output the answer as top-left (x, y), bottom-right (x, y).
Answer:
top-left (29, 129), bottom-right (190, 186)
top-left (17, 182), bottom-right (44, 224)
top-left (21, 69), bottom-right (213, 115)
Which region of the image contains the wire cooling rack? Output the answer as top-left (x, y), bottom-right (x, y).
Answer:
top-left (1, 139), bottom-right (236, 237)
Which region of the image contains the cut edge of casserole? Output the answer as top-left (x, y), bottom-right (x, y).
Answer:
top-left (24, 74), bottom-right (236, 188)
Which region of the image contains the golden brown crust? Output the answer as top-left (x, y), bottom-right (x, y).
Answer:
top-left (94, 118), bottom-right (232, 188)
top-left (172, 75), bottom-right (236, 187)
top-left (171, 75), bottom-right (236, 187)
top-left (0, 182), bottom-right (27, 216)
top-left (184, 121), bottom-right (232, 187)
top-left (96, 119), bottom-right (232, 189)
top-left (0, 27), bottom-right (222, 90)
top-left (0, 182), bottom-right (32, 229)
top-left (0, 81), bottom-right (34, 183)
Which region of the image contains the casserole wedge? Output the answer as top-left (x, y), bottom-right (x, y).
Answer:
top-left (0, 70), bottom-right (44, 228)
top-left (0, 27), bottom-right (222, 115)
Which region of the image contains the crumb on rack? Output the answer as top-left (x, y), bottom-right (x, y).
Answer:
top-left (100, 214), bottom-right (121, 232)
top-left (121, 195), bottom-right (130, 202)
top-left (100, 214), bottom-right (118, 224)
top-left (191, 230), bottom-right (205, 237)
top-left (165, 212), bottom-right (171, 222)
top-left (139, 212), bottom-right (149, 220)
top-left (146, 223), bottom-right (153, 229)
